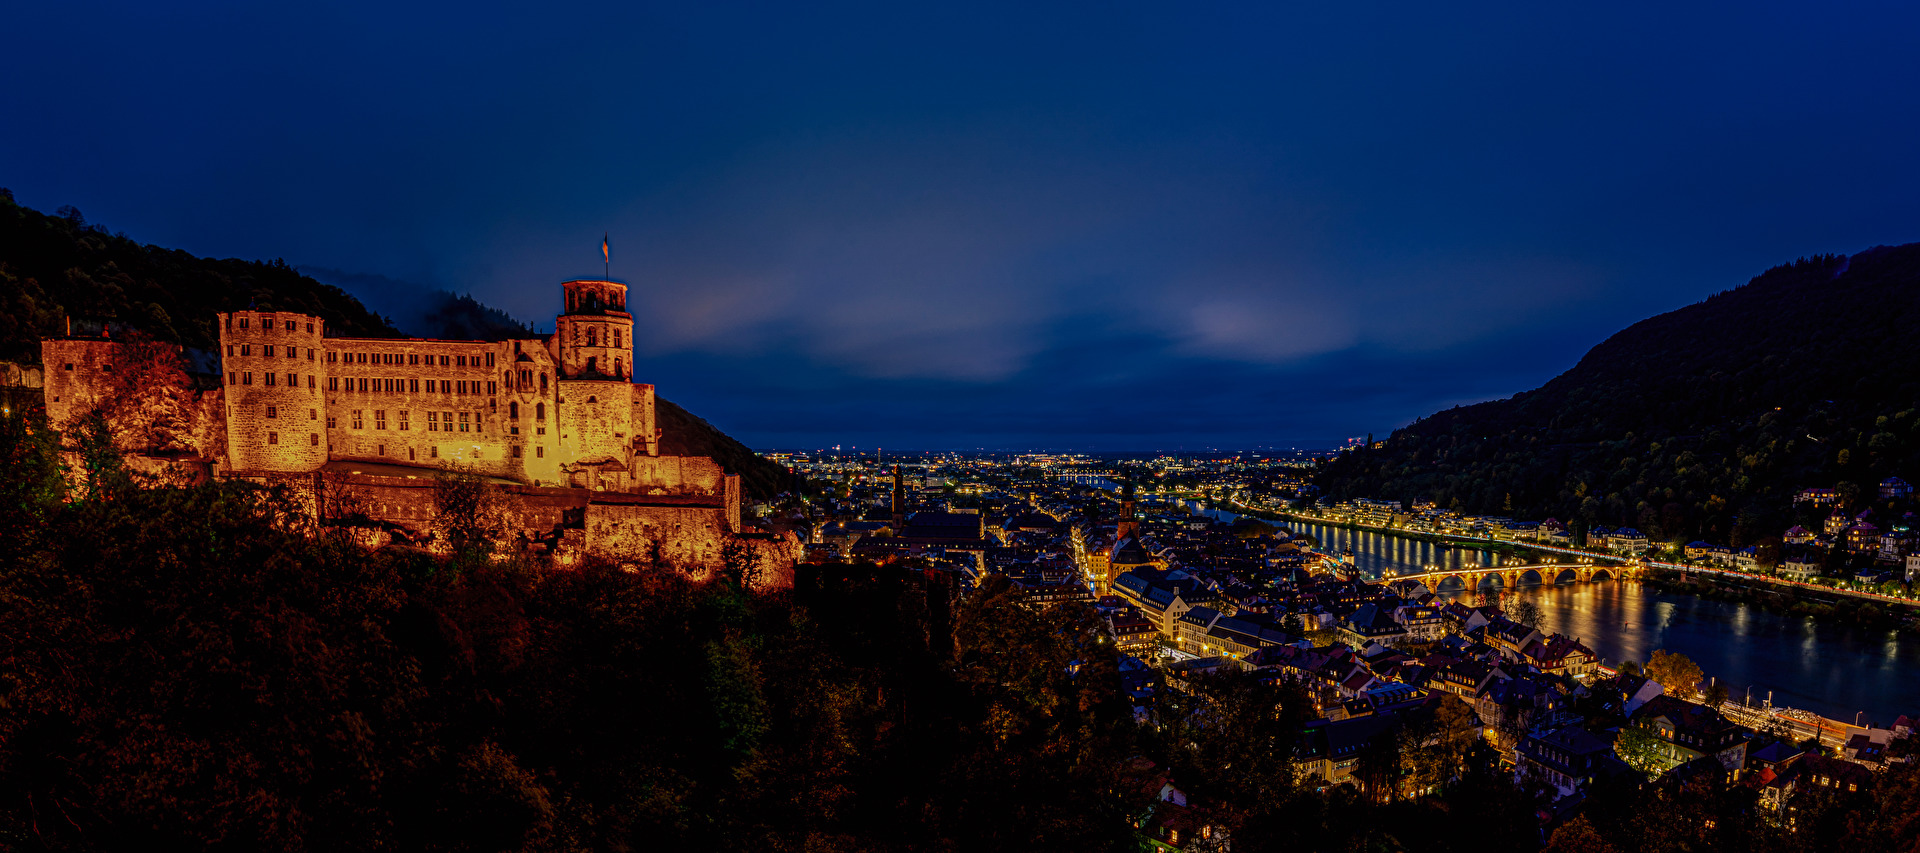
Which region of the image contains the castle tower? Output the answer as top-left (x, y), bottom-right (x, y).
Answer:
top-left (555, 280), bottom-right (634, 380)
top-left (218, 310), bottom-right (329, 473)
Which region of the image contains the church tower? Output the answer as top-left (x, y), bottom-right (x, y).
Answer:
top-left (1116, 477), bottom-right (1139, 542)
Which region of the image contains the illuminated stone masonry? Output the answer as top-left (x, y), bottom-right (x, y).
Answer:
top-left (44, 279), bottom-right (800, 580)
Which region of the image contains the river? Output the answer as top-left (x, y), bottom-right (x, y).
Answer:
top-left (1194, 504), bottom-right (1920, 724)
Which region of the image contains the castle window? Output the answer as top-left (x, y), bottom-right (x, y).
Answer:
top-left (328, 377), bottom-right (338, 391)
top-left (398, 411), bottom-right (409, 430)
top-left (509, 402), bottom-right (518, 418)
top-left (308, 375), bottom-right (315, 389)
top-left (426, 411), bottom-right (437, 431)
top-left (459, 412), bottom-right (470, 432)
top-left (375, 410), bottom-right (386, 430)
top-left (409, 447), bottom-right (415, 460)
top-left (586, 356), bottom-right (597, 374)
top-left (239, 318), bottom-right (248, 329)
top-left (439, 355), bottom-right (449, 366)
top-left (540, 373), bottom-right (547, 391)
top-left (485, 352), bottom-right (494, 367)
top-left (431, 446), bottom-right (439, 459)
top-left (512, 445), bottom-right (521, 458)
top-left (410, 379), bottom-right (419, 393)
top-left (587, 328), bottom-right (596, 347)
top-left (358, 378), bottom-right (368, 393)
top-left (536, 402), bottom-right (544, 419)
top-left (614, 358), bottom-right (622, 378)
top-left (263, 345), bottom-right (274, 358)
top-left (266, 406), bottom-right (277, 418)
top-left (64, 363), bottom-right (73, 371)
top-left (351, 410), bottom-right (363, 430)
top-left (263, 315), bottom-right (274, 329)
top-left (357, 353), bottom-right (367, 364)
top-left (536, 446), bottom-right (543, 458)
top-left (309, 408), bottom-right (317, 420)
top-left (306, 322), bottom-right (313, 333)
top-left (287, 347), bottom-right (296, 359)
top-left (241, 344), bottom-right (251, 356)
top-left (377, 444), bottom-right (385, 457)
top-left (228, 372), bottom-right (236, 385)
top-left (268, 432), bottom-right (278, 445)
top-left (287, 373), bottom-right (296, 386)
top-left (487, 381), bottom-right (496, 395)
top-left (226, 345), bottom-right (234, 356)
top-left (327, 416), bottom-right (336, 428)
top-left (440, 380), bottom-right (451, 394)
top-left (265, 372), bottom-right (276, 387)
top-left (327, 352), bottom-right (336, 363)
top-left (456, 355), bottom-right (467, 367)
top-left (456, 380), bottom-right (467, 395)
top-left (305, 348), bottom-right (313, 361)
top-left (309, 433), bottom-right (319, 446)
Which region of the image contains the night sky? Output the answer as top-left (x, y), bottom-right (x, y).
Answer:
top-left (7, 2), bottom-right (1919, 451)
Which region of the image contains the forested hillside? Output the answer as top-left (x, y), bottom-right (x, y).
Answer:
top-left (0, 192), bottom-right (792, 498)
top-left (0, 190), bottom-right (398, 361)
top-left (1317, 244), bottom-right (1920, 547)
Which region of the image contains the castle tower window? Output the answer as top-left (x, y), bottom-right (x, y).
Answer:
top-left (226, 345), bottom-right (234, 356)
top-left (309, 433), bottom-right (319, 446)
top-left (287, 373), bottom-right (296, 386)
top-left (586, 356), bottom-right (596, 374)
top-left (241, 345), bottom-right (251, 356)
top-left (539, 373), bottom-right (548, 391)
top-left (264, 345), bottom-right (275, 357)
top-left (228, 372), bottom-right (236, 385)
top-left (305, 348), bottom-right (313, 361)
top-left (614, 358), bottom-right (622, 379)
top-left (536, 402), bottom-right (544, 420)
top-left (264, 373), bottom-right (276, 387)
top-left (536, 446), bottom-right (543, 458)
top-left (586, 328), bottom-right (596, 347)
top-left (268, 432), bottom-right (278, 445)
top-left (239, 318), bottom-right (248, 329)
top-left (266, 406), bottom-right (277, 418)
top-left (308, 375), bottom-right (315, 389)
top-left (487, 381), bottom-right (497, 395)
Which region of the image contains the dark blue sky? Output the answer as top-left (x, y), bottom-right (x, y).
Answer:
top-left (7, 2), bottom-right (1919, 450)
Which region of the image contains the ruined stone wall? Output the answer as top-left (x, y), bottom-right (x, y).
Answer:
top-left (582, 502), bottom-right (734, 571)
top-left (44, 337), bottom-right (226, 460)
top-left (629, 454), bottom-right (728, 496)
top-left (556, 378), bottom-right (635, 473)
top-left (218, 312), bottom-right (329, 472)
top-left (42, 339), bottom-right (121, 431)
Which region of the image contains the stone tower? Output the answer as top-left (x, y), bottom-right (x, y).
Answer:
top-left (555, 280), bottom-right (633, 380)
top-left (1116, 477), bottom-right (1139, 541)
top-left (218, 310), bottom-right (329, 473)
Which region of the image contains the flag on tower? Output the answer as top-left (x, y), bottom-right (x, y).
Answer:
top-left (602, 233), bottom-right (610, 264)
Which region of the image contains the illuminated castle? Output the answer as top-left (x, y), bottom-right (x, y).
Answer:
top-left (42, 279), bottom-right (799, 576)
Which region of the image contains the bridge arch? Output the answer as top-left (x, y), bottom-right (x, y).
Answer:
top-left (1514, 568), bottom-right (1545, 586)
top-left (1590, 567), bottom-right (1615, 581)
top-left (1551, 568), bottom-right (1580, 584)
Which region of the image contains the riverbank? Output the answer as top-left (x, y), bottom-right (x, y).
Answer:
top-left (1209, 501), bottom-right (1566, 563)
top-left (1640, 568), bottom-right (1916, 632)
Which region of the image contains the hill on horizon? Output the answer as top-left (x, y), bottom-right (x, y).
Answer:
top-left (0, 191), bottom-right (791, 499)
top-left (1316, 242), bottom-right (1920, 548)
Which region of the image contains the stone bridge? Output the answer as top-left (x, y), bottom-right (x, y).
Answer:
top-left (1383, 563), bottom-right (1640, 591)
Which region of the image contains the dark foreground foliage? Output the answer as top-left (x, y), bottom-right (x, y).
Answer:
top-left (6, 414), bottom-right (1920, 851)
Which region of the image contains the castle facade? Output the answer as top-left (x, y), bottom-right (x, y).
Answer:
top-left (41, 279), bottom-right (797, 578)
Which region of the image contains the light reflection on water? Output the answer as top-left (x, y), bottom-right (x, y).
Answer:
top-left (1257, 517), bottom-right (1920, 724)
